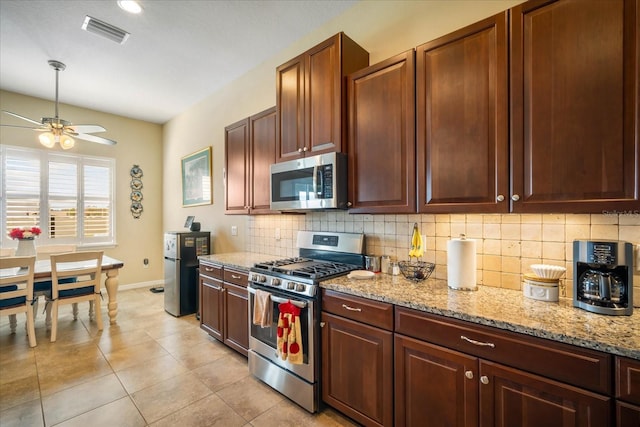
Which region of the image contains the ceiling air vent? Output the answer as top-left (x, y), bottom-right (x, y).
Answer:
top-left (82, 16), bottom-right (130, 45)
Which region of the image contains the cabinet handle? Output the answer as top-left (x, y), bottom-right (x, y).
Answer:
top-left (204, 267), bottom-right (214, 272)
top-left (460, 335), bottom-right (495, 348)
top-left (496, 195), bottom-right (505, 202)
top-left (210, 284), bottom-right (222, 291)
top-left (347, 201), bottom-right (352, 207)
top-left (231, 274), bottom-right (242, 279)
top-left (511, 194), bottom-right (520, 201)
top-left (302, 146), bottom-right (308, 152)
top-left (320, 322), bottom-right (325, 328)
top-left (341, 304), bottom-right (362, 312)
top-left (298, 148), bottom-right (303, 153)
top-left (465, 370), bottom-right (474, 380)
top-left (480, 376), bottom-right (489, 385)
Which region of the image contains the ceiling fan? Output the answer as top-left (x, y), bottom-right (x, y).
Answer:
top-left (1, 60), bottom-right (117, 149)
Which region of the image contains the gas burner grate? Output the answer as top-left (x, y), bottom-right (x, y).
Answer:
top-left (253, 258), bottom-right (359, 280)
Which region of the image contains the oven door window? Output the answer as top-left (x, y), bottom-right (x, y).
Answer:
top-left (250, 291), bottom-right (310, 365)
top-left (271, 168), bottom-right (317, 203)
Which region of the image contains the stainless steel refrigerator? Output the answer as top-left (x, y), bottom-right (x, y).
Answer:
top-left (163, 231), bottom-right (210, 316)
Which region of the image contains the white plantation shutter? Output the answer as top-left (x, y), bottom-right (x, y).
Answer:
top-left (1, 145), bottom-right (115, 247)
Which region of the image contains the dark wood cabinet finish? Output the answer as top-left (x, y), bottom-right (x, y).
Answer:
top-left (225, 107), bottom-right (278, 215)
top-left (199, 262), bottom-right (249, 356)
top-left (480, 360), bottom-right (611, 427)
top-left (347, 50), bottom-right (416, 213)
top-left (616, 401), bottom-right (640, 427)
top-left (321, 291), bottom-right (393, 426)
top-left (222, 281), bottom-right (248, 356)
top-left (321, 311), bottom-right (393, 427)
top-left (249, 107), bottom-right (277, 214)
top-left (224, 118), bottom-right (250, 214)
top-left (199, 263), bottom-right (224, 340)
top-left (395, 333), bottom-right (478, 427)
top-left (616, 357), bottom-right (640, 405)
top-left (510, 0), bottom-right (639, 212)
top-left (417, 12), bottom-right (509, 213)
top-left (395, 306), bottom-right (612, 394)
top-left (276, 32), bottom-right (369, 162)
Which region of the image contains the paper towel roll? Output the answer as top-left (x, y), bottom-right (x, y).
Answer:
top-left (447, 236), bottom-right (477, 291)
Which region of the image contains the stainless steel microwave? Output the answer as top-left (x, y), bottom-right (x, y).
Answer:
top-left (270, 152), bottom-right (348, 211)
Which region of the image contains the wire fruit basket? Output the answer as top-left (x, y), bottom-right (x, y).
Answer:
top-left (399, 261), bottom-right (435, 282)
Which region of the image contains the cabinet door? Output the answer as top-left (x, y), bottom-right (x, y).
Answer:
top-left (321, 311), bottom-right (393, 427)
top-left (479, 360), bottom-right (611, 427)
top-left (395, 334), bottom-right (478, 427)
top-left (223, 282), bottom-right (249, 356)
top-left (510, 0), bottom-right (639, 212)
top-left (225, 118), bottom-right (250, 214)
top-left (200, 275), bottom-right (223, 341)
top-left (348, 50), bottom-right (416, 214)
top-left (417, 12), bottom-right (509, 213)
top-left (249, 107), bottom-right (277, 213)
top-left (616, 401), bottom-right (640, 427)
top-left (306, 34), bottom-right (342, 155)
top-left (276, 54), bottom-right (305, 162)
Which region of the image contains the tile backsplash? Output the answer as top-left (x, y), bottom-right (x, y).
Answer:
top-left (247, 212), bottom-right (640, 305)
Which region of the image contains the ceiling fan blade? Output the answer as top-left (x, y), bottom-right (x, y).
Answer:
top-left (66, 124), bottom-right (106, 134)
top-left (0, 124), bottom-right (41, 130)
top-left (2, 110), bottom-right (44, 126)
top-left (71, 132), bottom-right (117, 146)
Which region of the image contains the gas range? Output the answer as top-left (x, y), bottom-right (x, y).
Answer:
top-left (250, 257), bottom-right (360, 298)
top-left (249, 231), bottom-right (366, 298)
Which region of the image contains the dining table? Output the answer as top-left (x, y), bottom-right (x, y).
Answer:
top-left (30, 255), bottom-right (125, 324)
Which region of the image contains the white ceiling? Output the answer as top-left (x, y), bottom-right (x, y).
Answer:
top-left (0, 0), bottom-right (357, 124)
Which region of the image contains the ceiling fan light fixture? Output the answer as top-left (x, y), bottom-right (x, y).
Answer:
top-left (60, 134), bottom-right (75, 150)
top-left (82, 16), bottom-right (130, 44)
top-left (117, 1), bottom-right (142, 14)
top-left (39, 132), bottom-right (56, 148)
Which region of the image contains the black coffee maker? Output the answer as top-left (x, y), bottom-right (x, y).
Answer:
top-left (573, 240), bottom-right (633, 316)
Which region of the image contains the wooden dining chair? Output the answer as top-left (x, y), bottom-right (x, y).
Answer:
top-left (0, 256), bottom-right (37, 347)
top-left (34, 244), bottom-right (77, 328)
top-left (49, 251), bottom-right (103, 342)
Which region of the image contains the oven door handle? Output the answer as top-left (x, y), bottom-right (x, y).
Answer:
top-left (248, 286), bottom-right (308, 309)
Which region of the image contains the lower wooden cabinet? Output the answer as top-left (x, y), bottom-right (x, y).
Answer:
top-left (199, 261), bottom-right (249, 356)
top-left (321, 290), bottom-right (394, 427)
top-left (616, 357), bottom-right (640, 427)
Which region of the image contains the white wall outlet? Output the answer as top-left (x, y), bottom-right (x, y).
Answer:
top-left (275, 228), bottom-right (281, 241)
top-left (231, 225), bottom-right (238, 236)
top-left (143, 258), bottom-right (149, 268)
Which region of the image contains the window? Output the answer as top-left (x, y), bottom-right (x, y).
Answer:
top-left (1, 145), bottom-right (116, 248)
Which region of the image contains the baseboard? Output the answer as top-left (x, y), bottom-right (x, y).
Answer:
top-left (117, 280), bottom-right (164, 291)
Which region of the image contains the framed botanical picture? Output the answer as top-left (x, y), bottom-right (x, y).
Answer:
top-left (181, 147), bottom-right (212, 207)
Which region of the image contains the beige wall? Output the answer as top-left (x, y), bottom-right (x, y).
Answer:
top-left (162, 0), bottom-right (526, 253)
top-left (0, 90), bottom-right (164, 288)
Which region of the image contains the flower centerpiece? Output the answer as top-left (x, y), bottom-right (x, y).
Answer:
top-left (9, 227), bottom-right (41, 257)
top-left (9, 226), bottom-right (42, 240)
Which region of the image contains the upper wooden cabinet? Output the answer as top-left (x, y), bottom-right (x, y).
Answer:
top-left (276, 33), bottom-right (369, 162)
top-left (348, 50), bottom-right (416, 214)
top-left (249, 107), bottom-right (277, 214)
top-left (510, 0), bottom-right (639, 212)
top-left (224, 107), bottom-right (278, 215)
top-left (224, 117), bottom-right (250, 214)
top-left (417, 12), bottom-right (509, 213)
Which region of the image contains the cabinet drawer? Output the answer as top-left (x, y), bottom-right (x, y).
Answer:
top-left (200, 262), bottom-right (223, 279)
top-left (395, 307), bottom-right (611, 394)
top-left (616, 356), bottom-right (640, 405)
top-left (224, 268), bottom-right (248, 287)
top-left (322, 289), bottom-right (393, 330)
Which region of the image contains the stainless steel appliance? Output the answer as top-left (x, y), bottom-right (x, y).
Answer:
top-left (270, 152), bottom-right (348, 211)
top-left (248, 231), bottom-right (365, 412)
top-left (573, 240), bottom-right (633, 316)
top-left (164, 231), bottom-right (210, 317)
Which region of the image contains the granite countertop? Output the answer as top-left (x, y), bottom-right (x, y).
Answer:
top-left (321, 273), bottom-right (640, 360)
top-left (198, 252), bottom-right (279, 272)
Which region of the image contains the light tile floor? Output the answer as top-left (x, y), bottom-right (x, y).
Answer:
top-left (0, 287), bottom-right (359, 426)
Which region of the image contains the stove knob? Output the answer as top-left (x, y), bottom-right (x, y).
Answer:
top-left (254, 274), bottom-right (266, 283)
top-left (287, 282), bottom-right (295, 290)
top-left (295, 284), bottom-right (306, 292)
top-left (250, 274), bottom-right (258, 282)
top-left (271, 278), bottom-right (281, 287)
